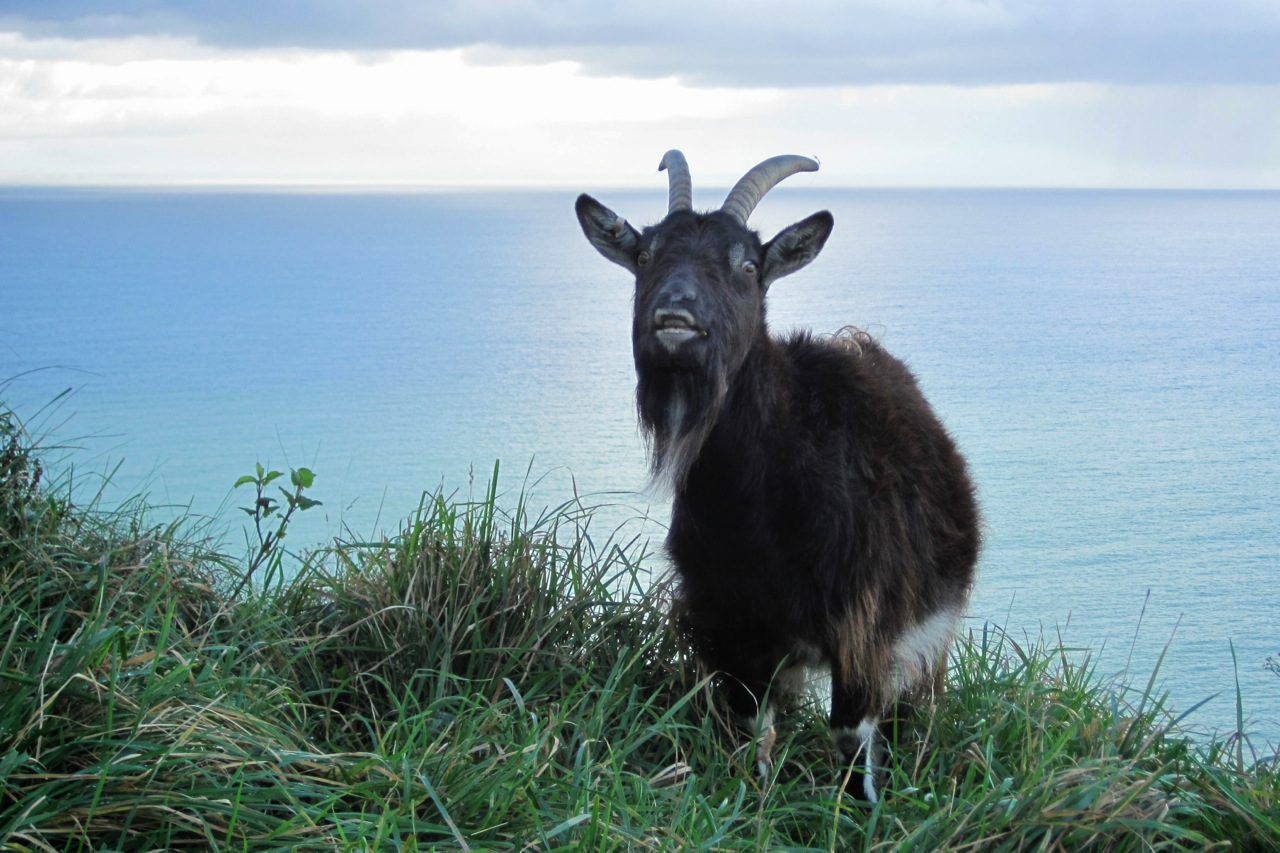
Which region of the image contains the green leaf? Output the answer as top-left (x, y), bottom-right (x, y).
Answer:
top-left (291, 467), bottom-right (316, 489)
top-left (233, 475), bottom-right (257, 489)
top-left (295, 496), bottom-right (323, 511)
top-left (262, 470), bottom-right (284, 486)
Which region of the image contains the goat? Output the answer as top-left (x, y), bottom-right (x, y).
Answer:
top-left (574, 151), bottom-right (980, 802)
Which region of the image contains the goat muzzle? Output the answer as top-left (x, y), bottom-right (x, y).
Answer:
top-left (653, 308), bottom-right (706, 353)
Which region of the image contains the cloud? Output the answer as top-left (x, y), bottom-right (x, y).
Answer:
top-left (4, 27), bottom-right (1276, 190)
top-left (0, 34), bottom-right (778, 135)
top-left (0, 32), bottom-right (789, 186)
top-left (1, 21), bottom-right (1277, 189)
top-left (3, 0), bottom-right (1279, 87)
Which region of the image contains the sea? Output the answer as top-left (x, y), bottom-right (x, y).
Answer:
top-left (2, 186), bottom-right (1277, 750)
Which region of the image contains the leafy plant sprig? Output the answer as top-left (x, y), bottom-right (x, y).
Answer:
top-left (232, 462), bottom-right (321, 597)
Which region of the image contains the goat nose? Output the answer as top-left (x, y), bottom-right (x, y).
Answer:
top-left (659, 279), bottom-right (698, 305)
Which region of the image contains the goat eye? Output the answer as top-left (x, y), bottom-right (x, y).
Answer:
top-left (742, 260), bottom-right (758, 275)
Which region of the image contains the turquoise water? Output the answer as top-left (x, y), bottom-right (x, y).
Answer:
top-left (3, 187), bottom-right (1277, 747)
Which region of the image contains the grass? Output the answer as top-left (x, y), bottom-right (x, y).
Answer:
top-left (2, 404), bottom-right (1278, 851)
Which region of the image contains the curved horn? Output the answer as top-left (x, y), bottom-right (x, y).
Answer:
top-left (659, 149), bottom-right (693, 215)
top-left (720, 154), bottom-right (819, 224)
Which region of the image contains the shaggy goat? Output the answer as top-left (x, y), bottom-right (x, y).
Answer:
top-left (574, 151), bottom-right (979, 802)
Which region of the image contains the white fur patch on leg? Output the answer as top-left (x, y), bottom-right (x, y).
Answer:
top-left (832, 718), bottom-right (879, 803)
top-left (858, 718), bottom-right (879, 804)
top-left (757, 726), bottom-right (777, 778)
top-left (747, 708), bottom-right (776, 778)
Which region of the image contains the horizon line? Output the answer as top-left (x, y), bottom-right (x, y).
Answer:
top-left (2, 180), bottom-right (1278, 194)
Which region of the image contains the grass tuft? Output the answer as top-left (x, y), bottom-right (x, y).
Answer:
top-left (2, 404), bottom-right (1277, 850)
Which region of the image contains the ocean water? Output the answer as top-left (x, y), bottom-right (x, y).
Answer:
top-left (2, 186), bottom-right (1278, 747)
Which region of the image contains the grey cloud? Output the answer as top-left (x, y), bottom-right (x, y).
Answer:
top-left (3, 0), bottom-right (1278, 86)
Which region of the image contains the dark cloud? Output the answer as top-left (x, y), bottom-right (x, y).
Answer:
top-left (3, 0), bottom-right (1278, 86)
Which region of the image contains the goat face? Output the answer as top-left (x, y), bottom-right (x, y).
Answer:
top-left (575, 204), bottom-right (833, 373)
top-left (631, 211), bottom-right (766, 377)
top-left (576, 163), bottom-right (833, 485)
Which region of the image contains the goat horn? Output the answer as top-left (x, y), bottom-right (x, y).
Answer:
top-left (720, 154), bottom-right (819, 224)
top-left (659, 149), bottom-right (693, 215)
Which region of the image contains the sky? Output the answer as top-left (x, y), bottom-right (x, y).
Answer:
top-left (1, 1), bottom-right (1278, 188)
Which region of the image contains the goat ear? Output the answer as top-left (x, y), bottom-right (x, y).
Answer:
top-left (761, 211), bottom-right (834, 287)
top-left (576, 194), bottom-right (642, 274)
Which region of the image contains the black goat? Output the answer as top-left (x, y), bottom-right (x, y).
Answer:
top-left (574, 151), bottom-right (979, 802)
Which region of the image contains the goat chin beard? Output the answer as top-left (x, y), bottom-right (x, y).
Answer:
top-left (643, 373), bottom-right (729, 496)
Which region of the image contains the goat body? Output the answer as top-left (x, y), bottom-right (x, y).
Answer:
top-left (575, 151), bottom-right (980, 802)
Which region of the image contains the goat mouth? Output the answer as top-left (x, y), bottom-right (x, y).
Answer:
top-left (652, 309), bottom-right (707, 352)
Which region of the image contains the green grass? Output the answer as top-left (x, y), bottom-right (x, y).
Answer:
top-left (2, 405), bottom-right (1277, 851)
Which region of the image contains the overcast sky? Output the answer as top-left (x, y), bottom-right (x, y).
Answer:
top-left (2, 1), bottom-right (1278, 187)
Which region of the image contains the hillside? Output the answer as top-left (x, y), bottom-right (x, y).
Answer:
top-left (2, 404), bottom-right (1277, 851)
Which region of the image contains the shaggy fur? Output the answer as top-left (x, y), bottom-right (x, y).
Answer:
top-left (575, 172), bottom-right (980, 802)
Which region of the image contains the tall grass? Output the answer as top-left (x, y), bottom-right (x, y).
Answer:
top-left (2, 404), bottom-right (1277, 851)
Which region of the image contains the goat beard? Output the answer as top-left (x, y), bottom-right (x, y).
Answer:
top-left (635, 356), bottom-right (730, 494)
